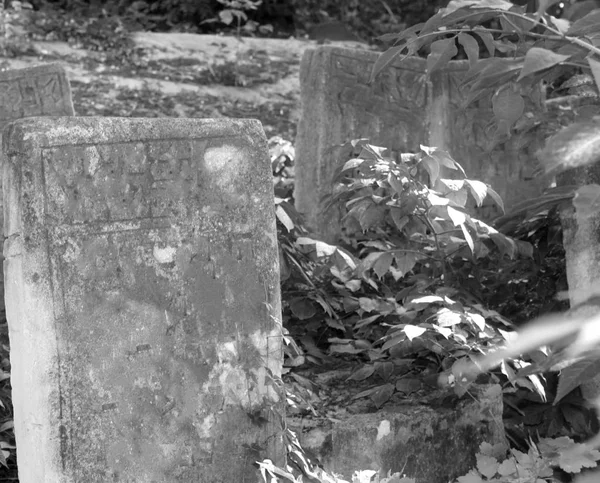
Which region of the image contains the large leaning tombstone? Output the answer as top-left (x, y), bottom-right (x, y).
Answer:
top-left (295, 46), bottom-right (547, 242)
top-left (0, 63), bottom-right (74, 313)
top-left (3, 117), bottom-right (284, 482)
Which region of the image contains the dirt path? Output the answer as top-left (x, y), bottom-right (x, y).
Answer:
top-left (0, 32), bottom-right (370, 140)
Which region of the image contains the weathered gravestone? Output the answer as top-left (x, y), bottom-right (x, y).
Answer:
top-left (0, 63), bottom-right (74, 131)
top-left (295, 46), bottom-right (546, 242)
top-left (3, 117), bottom-right (284, 482)
top-left (0, 63), bottom-right (74, 317)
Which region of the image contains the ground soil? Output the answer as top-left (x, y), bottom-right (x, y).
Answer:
top-left (0, 33), bottom-right (372, 142)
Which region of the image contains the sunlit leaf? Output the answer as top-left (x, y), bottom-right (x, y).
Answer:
top-left (404, 324), bottom-right (427, 340)
top-left (276, 205), bottom-right (294, 232)
top-left (460, 223), bottom-right (475, 253)
top-left (517, 47), bottom-right (571, 81)
top-left (457, 469), bottom-right (485, 483)
top-left (466, 179), bottom-right (488, 206)
top-left (438, 308), bottom-right (463, 327)
top-left (448, 206), bottom-right (467, 226)
top-left (342, 158), bottom-right (366, 171)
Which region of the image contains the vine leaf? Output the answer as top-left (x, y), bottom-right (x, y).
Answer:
top-left (567, 9), bottom-right (600, 36)
top-left (517, 47), bottom-right (571, 81)
top-left (588, 57), bottom-right (600, 94)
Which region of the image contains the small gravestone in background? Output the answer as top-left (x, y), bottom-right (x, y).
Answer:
top-left (0, 63), bottom-right (74, 130)
top-left (0, 63), bottom-right (74, 314)
top-left (3, 117), bottom-right (284, 482)
top-left (295, 46), bottom-right (546, 242)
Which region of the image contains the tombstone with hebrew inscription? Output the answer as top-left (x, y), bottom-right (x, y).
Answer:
top-left (3, 117), bottom-right (284, 483)
top-left (295, 46), bottom-right (547, 242)
top-left (0, 63), bottom-right (74, 312)
top-left (0, 63), bottom-right (74, 130)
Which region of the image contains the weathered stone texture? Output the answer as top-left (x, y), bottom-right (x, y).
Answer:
top-left (0, 63), bottom-right (74, 317)
top-left (3, 117), bottom-right (284, 482)
top-left (0, 63), bottom-right (74, 130)
top-left (290, 384), bottom-right (507, 483)
top-left (295, 46), bottom-right (546, 241)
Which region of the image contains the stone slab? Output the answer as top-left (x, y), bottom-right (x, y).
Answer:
top-left (3, 117), bottom-right (284, 482)
top-left (0, 63), bottom-right (74, 317)
top-left (0, 63), bottom-right (74, 130)
top-left (294, 46), bottom-right (546, 242)
top-left (289, 384), bottom-right (507, 483)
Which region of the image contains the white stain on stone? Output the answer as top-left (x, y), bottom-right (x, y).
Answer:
top-left (376, 420), bottom-right (391, 441)
top-left (153, 245), bottom-right (176, 264)
top-left (85, 146), bottom-right (101, 175)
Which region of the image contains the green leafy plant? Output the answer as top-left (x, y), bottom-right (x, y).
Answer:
top-left (202, 0), bottom-right (273, 36)
top-left (372, 0), bottom-right (600, 147)
top-left (456, 438), bottom-right (600, 483)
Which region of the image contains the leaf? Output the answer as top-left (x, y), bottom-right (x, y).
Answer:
top-left (517, 48), bottom-right (571, 82)
top-left (388, 172), bottom-right (405, 194)
top-left (404, 324), bottom-right (427, 340)
top-left (438, 308), bottom-right (463, 327)
top-left (342, 158), bottom-right (366, 171)
top-left (556, 357), bottom-right (600, 404)
top-left (458, 32), bottom-right (479, 67)
top-left (347, 365), bottom-right (376, 381)
top-left (421, 155), bottom-right (441, 185)
top-left (460, 223), bottom-right (475, 253)
top-left (390, 208), bottom-right (410, 232)
top-left (538, 121), bottom-right (600, 174)
top-left (412, 295), bottom-right (444, 304)
top-left (477, 454), bottom-right (499, 479)
top-left (447, 206), bottom-right (467, 226)
top-left (442, 0), bottom-right (513, 14)
top-left (276, 205), bottom-right (294, 232)
top-left (289, 297), bottom-right (317, 320)
top-left (573, 184), bottom-right (600, 218)
top-left (372, 252), bottom-right (394, 279)
top-left (393, 251), bottom-right (418, 278)
top-left (427, 37), bottom-right (459, 75)
top-left (492, 88), bottom-right (524, 124)
top-left (465, 179), bottom-right (488, 206)
top-left (474, 29), bottom-right (495, 56)
top-left (219, 9), bottom-right (234, 24)
top-left (370, 43), bottom-right (408, 83)
top-left (370, 383), bottom-right (395, 408)
top-left (467, 312), bottom-right (486, 331)
top-left (375, 361), bottom-right (395, 381)
top-left (486, 186), bottom-right (505, 213)
top-left (588, 57), bottom-right (600, 99)
top-left (359, 204), bottom-right (386, 231)
top-left (457, 470), bottom-right (484, 483)
top-left (567, 9), bottom-right (600, 36)
top-left (395, 378), bottom-right (421, 394)
top-left (359, 297), bottom-right (382, 312)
